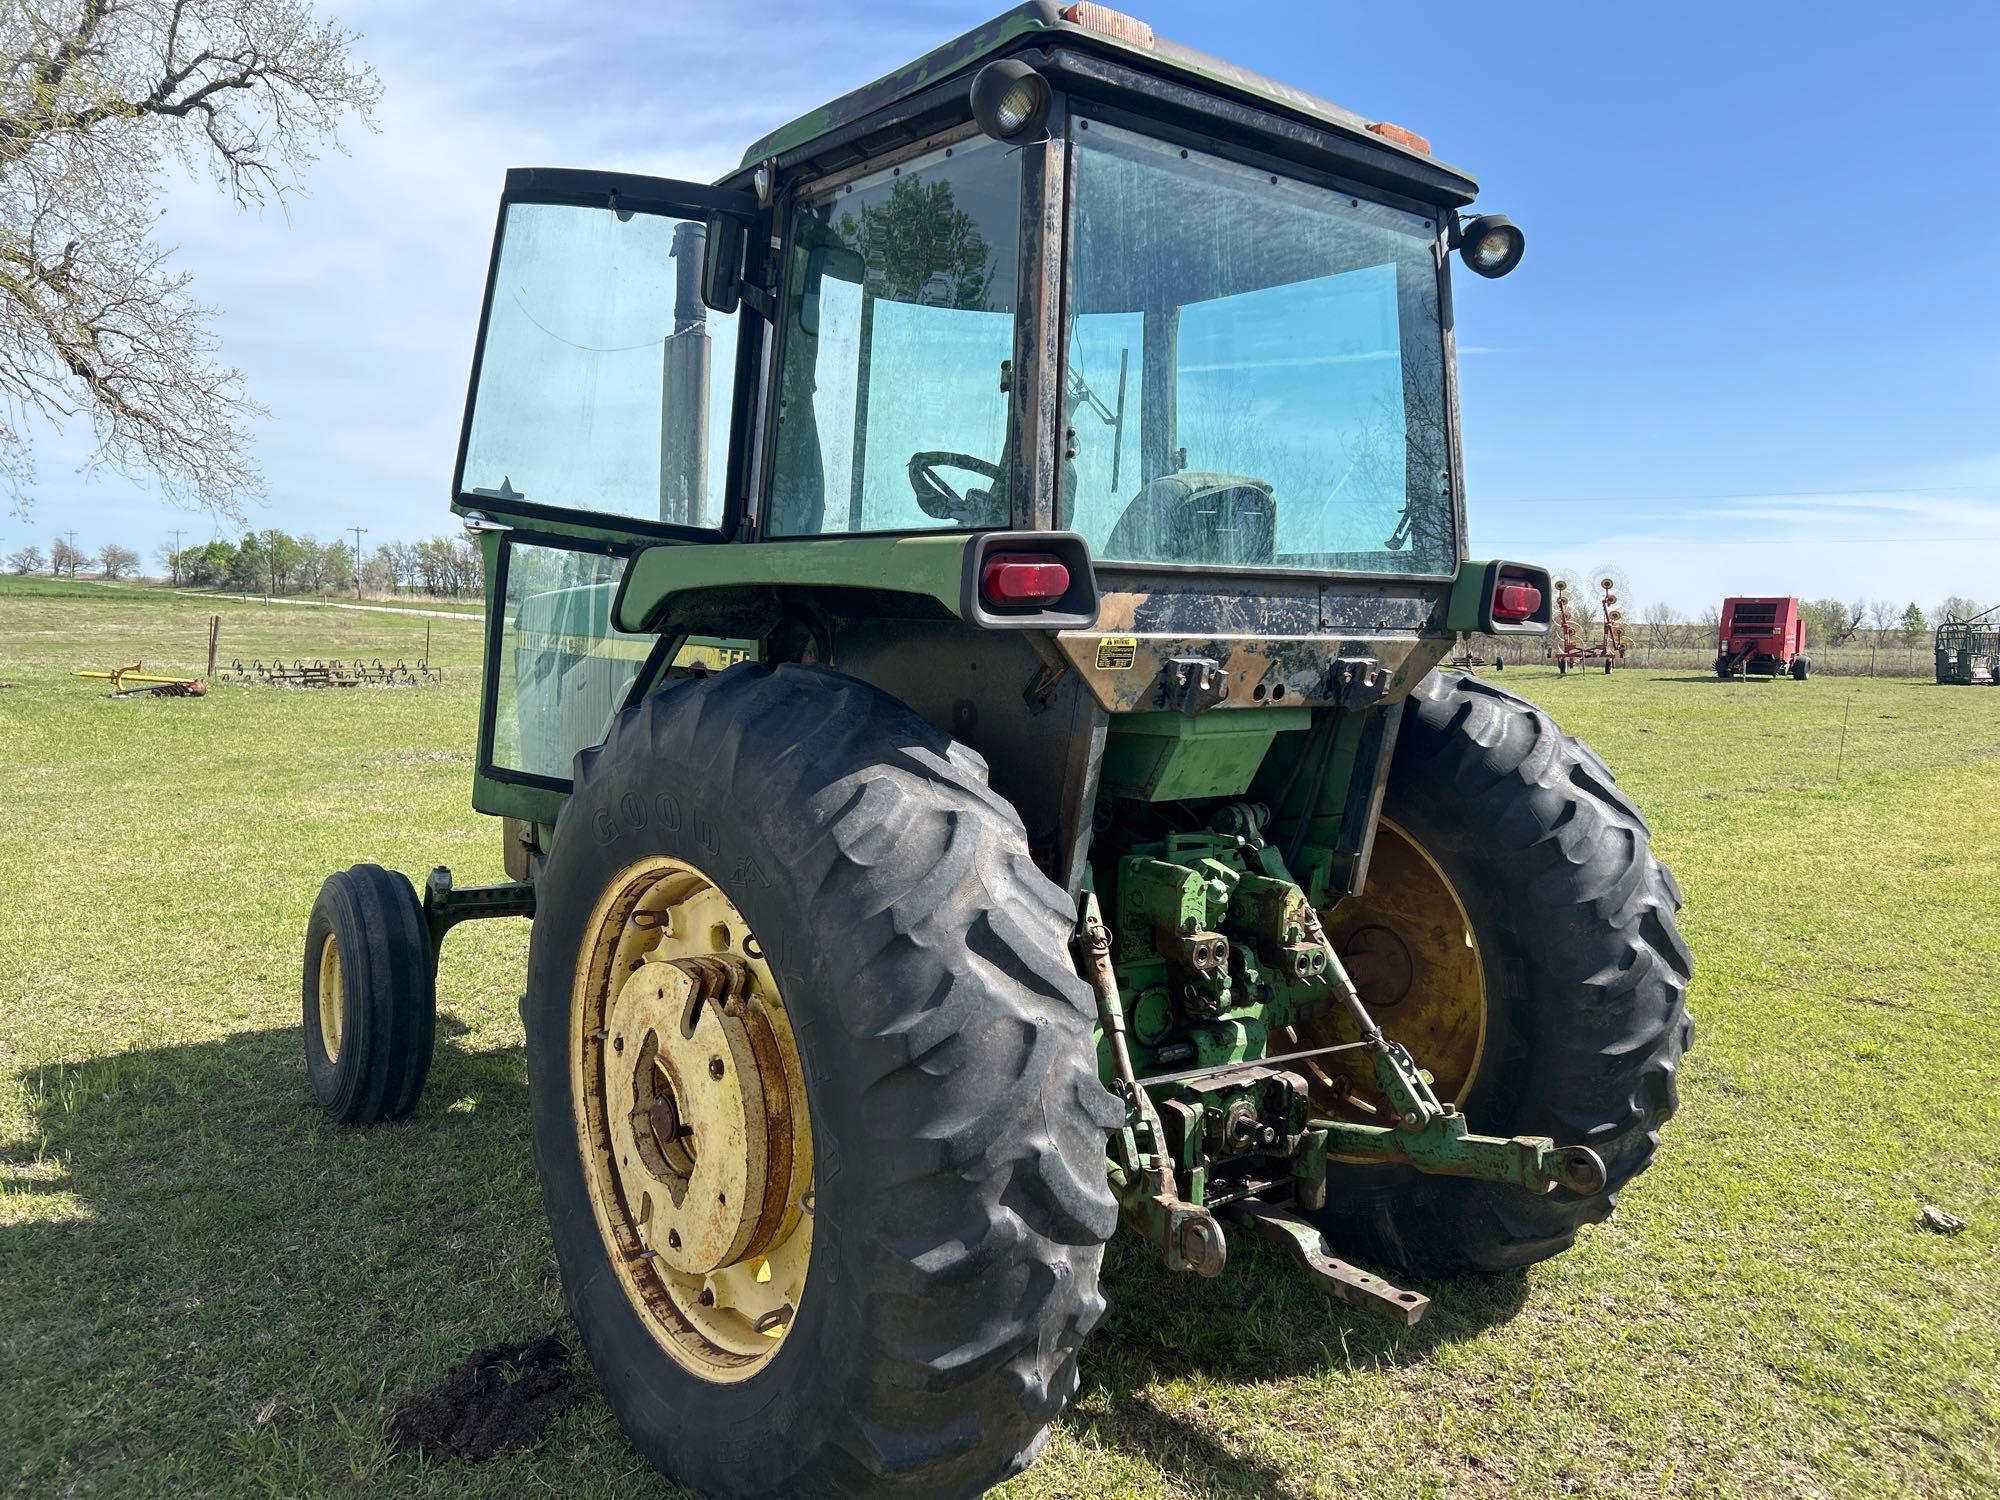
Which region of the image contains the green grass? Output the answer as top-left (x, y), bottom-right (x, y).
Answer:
top-left (184, 589), bottom-right (487, 618)
top-left (2, 587), bottom-right (1995, 1498)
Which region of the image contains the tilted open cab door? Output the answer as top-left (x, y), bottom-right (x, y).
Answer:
top-left (452, 169), bottom-right (765, 826)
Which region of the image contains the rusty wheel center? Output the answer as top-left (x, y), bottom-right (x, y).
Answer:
top-left (636, 1049), bottom-right (698, 1186)
top-left (1294, 817), bottom-right (1487, 1121)
top-left (572, 857), bottom-right (815, 1384)
top-left (1340, 924), bottom-right (1415, 1008)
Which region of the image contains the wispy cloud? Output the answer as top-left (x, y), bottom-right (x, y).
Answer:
top-left (7, 0), bottom-right (979, 550)
top-left (1478, 459), bottom-right (2000, 611)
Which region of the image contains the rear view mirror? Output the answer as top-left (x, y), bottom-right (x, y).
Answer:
top-left (797, 244), bottom-right (866, 336)
top-left (701, 211), bottom-right (746, 314)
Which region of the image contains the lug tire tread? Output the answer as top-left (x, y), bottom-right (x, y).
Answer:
top-left (1315, 671), bottom-right (1694, 1274)
top-left (301, 863), bottom-right (435, 1125)
top-left (529, 663), bottom-right (1118, 1498)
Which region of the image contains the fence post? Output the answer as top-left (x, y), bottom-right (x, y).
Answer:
top-left (206, 614), bottom-right (220, 681)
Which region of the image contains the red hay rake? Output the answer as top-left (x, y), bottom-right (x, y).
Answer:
top-left (1552, 578), bottom-right (1629, 675)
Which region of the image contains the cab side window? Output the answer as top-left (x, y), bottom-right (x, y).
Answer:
top-left (489, 542), bottom-right (654, 783)
top-left (765, 135), bottom-right (1022, 537)
top-left (463, 203), bottom-right (737, 528)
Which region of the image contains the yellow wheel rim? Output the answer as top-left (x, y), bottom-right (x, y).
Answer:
top-left (1295, 817), bottom-right (1487, 1122)
top-left (317, 934), bottom-right (344, 1063)
top-left (571, 855), bottom-right (814, 1383)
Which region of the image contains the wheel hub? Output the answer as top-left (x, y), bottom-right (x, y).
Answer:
top-left (1296, 817), bottom-right (1487, 1116)
top-left (1339, 924), bottom-right (1414, 1008)
top-left (572, 858), bottom-right (814, 1382)
top-left (602, 954), bottom-right (793, 1276)
top-left (316, 933), bottom-right (344, 1062)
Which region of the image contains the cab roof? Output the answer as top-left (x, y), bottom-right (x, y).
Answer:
top-left (733, 2), bottom-right (1478, 205)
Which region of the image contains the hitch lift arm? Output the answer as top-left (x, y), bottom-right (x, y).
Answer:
top-left (1306, 907), bottom-right (1607, 1197)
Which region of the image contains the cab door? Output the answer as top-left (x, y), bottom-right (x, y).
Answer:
top-left (453, 168), bottom-right (763, 824)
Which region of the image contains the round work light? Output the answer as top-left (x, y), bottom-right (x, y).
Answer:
top-left (971, 59), bottom-right (1052, 145)
top-left (1458, 214), bottom-right (1525, 278)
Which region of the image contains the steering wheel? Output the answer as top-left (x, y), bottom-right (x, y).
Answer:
top-left (908, 452), bottom-right (1004, 525)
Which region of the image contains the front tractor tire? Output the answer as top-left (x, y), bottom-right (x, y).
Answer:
top-left (525, 663), bottom-right (1119, 1500)
top-left (302, 864), bottom-right (437, 1124)
top-left (1310, 672), bottom-right (1694, 1276)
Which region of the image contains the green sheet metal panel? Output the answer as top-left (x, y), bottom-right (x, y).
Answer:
top-left (1100, 707), bottom-right (1310, 801)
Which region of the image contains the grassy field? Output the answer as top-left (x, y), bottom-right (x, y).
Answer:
top-left (2, 577), bottom-right (1996, 1499)
top-left (188, 589), bottom-right (487, 619)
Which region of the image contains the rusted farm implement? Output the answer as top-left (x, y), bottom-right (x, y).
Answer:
top-left (220, 657), bottom-right (443, 688)
top-left (1552, 576), bottom-right (1630, 674)
top-left (72, 664), bottom-right (208, 697)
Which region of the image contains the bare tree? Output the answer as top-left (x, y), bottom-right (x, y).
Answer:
top-left (97, 540), bottom-right (137, 577)
top-left (1935, 595), bottom-right (1984, 626)
top-left (48, 534), bottom-right (84, 574)
top-left (0, 2), bottom-right (380, 518)
top-left (7, 541), bottom-right (43, 571)
top-left (360, 542), bottom-right (393, 595)
top-left (1640, 599), bottom-right (1680, 649)
top-left (1864, 599), bottom-right (1898, 633)
top-left (385, 538), bottom-right (415, 591)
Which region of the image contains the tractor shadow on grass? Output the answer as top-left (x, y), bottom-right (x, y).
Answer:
top-left (1073, 1232), bottom-right (1529, 1493)
top-left (0, 1019), bottom-right (619, 1494)
top-left (6, 1022), bottom-right (1526, 1497)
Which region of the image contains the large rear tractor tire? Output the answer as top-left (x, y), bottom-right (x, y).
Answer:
top-left (1305, 671), bottom-right (1693, 1276)
top-left (524, 663), bottom-right (1119, 1499)
top-left (302, 864), bottom-right (436, 1124)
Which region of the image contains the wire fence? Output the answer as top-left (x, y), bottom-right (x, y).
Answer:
top-left (1459, 629), bottom-right (1946, 679)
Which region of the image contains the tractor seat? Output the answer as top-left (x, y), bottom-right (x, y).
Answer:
top-left (1103, 471), bottom-right (1277, 566)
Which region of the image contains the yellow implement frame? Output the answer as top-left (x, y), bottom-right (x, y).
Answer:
top-left (73, 663), bottom-right (208, 696)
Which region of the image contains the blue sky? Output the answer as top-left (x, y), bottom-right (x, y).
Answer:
top-left (8, 0), bottom-right (1997, 613)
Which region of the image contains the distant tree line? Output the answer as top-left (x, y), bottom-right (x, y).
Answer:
top-left (1465, 583), bottom-right (1988, 674)
top-left (1635, 596), bottom-right (1964, 651)
top-left (152, 531), bottom-right (484, 598)
top-left (7, 529), bottom-right (483, 599)
top-left (6, 538), bottom-right (140, 579)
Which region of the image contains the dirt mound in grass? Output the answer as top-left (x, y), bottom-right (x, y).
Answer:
top-left (388, 1335), bottom-right (578, 1462)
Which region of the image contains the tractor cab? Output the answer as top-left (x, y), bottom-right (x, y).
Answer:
top-left (447, 1), bottom-right (1545, 859)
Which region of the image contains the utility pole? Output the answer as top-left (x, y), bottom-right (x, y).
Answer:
top-left (64, 529), bottom-right (78, 579)
top-left (169, 528), bottom-right (183, 587)
top-left (350, 526), bottom-right (367, 599)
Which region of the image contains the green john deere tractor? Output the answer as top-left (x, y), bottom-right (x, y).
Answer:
top-left (301, 7), bottom-right (1692, 1495)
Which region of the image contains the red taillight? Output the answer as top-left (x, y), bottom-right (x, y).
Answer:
top-left (1492, 581), bottom-right (1543, 622)
top-left (981, 553), bottom-right (1071, 607)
